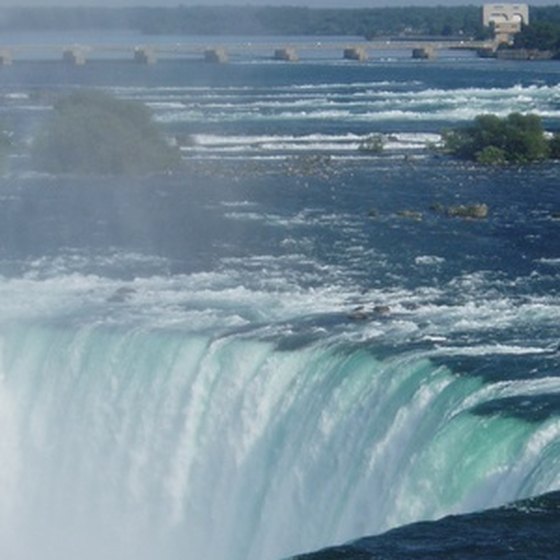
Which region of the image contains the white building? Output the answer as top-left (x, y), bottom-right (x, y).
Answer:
top-left (483, 4), bottom-right (529, 43)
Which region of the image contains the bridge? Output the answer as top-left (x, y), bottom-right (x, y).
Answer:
top-left (0, 39), bottom-right (493, 65)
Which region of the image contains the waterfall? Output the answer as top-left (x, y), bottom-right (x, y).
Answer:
top-left (0, 322), bottom-right (558, 560)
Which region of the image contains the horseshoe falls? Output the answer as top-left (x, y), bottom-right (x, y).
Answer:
top-left (1, 38), bottom-right (560, 559)
top-left (1, 319), bottom-right (558, 560)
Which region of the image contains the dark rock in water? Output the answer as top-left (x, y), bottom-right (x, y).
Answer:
top-left (348, 305), bottom-right (391, 320)
top-left (550, 211), bottom-right (560, 220)
top-left (447, 203), bottom-right (489, 219)
top-left (367, 208), bottom-right (379, 218)
top-left (289, 491), bottom-right (560, 559)
top-left (429, 202), bottom-right (489, 219)
top-left (348, 306), bottom-right (369, 321)
top-left (372, 305), bottom-right (391, 315)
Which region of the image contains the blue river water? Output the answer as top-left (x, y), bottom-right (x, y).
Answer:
top-left (0, 37), bottom-right (559, 559)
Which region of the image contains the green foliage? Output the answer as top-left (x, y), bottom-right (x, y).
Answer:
top-left (32, 90), bottom-right (181, 175)
top-left (514, 22), bottom-right (560, 52)
top-left (8, 5), bottom-right (560, 39)
top-left (443, 113), bottom-right (550, 165)
top-left (475, 146), bottom-right (507, 165)
top-left (0, 5), bottom-right (486, 38)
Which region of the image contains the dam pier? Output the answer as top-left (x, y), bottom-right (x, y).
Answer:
top-left (0, 39), bottom-right (491, 65)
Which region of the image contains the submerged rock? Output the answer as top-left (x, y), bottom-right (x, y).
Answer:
top-left (396, 210), bottom-right (423, 221)
top-left (372, 305), bottom-right (391, 315)
top-left (347, 304), bottom-right (391, 320)
top-left (348, 306), bottom-right (369, 321)
top-left (447, 203), bottom-right (489, 219)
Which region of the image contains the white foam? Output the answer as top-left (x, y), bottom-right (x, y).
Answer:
top-left (537, 258), bottom-right (560, 266)
top-left (431, 344), bottom-right (552, 357)
top-left (182, 131), bottom-right (441, 157)
top-left (3, 92), bottom-right (30, 100)
top-left (415, 255), bottom-right (446, 266)
top-left (147, 82), bottom-right (560, 128)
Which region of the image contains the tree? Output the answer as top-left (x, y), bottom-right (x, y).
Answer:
top-left (514, 22), bottom-right (560, 52)
top-left (32, 90), bottom-right (181, 175)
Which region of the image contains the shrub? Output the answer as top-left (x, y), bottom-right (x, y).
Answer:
top-left (32, 90), bottom-right (181, 175)
top-left (475, 145), bottom-right (507, 165)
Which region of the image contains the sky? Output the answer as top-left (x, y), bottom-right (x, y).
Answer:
top-left (2, 0), bottom-right (559, 7)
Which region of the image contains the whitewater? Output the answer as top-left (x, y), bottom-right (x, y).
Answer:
top-left (0, 36), bottom-right (559, 559)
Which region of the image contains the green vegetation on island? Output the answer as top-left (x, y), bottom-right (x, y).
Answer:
top-left (32, 90), bottom-right (181, 175)
top-left (442, 113), bottom-right (558, 165)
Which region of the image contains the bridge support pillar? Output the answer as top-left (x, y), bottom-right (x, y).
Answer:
top-left (343, 47), bottom-right (368, 62)
top-left (0, 49), bottom-right (12, 66)
top-left (204, 48), bottom-right (228, 63)
top-left (274, 48), bottom-right (299, 62)
top-left (412, 47), bottom-right (437, 59)
top-left (134, 47), bottom-right (157, 64)
top-left (63, 48), bottom-right (86, 65)
top-left (477, 46), bottom-right (497, 58)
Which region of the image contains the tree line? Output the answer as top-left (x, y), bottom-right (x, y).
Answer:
top-left (0, 5), bottom-right (504, 38)
top-left (513, 21), bottom-right (560, 53)
top-left (5, 5), bottom-right (560, 41)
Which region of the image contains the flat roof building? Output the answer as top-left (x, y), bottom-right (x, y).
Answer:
top-left (483, 4), bottom-right (529, 43)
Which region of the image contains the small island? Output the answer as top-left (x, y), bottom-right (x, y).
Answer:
top-left (442, 112), bottom-right (560, 165)
top-left (32, 90), bottom-right (181, 175)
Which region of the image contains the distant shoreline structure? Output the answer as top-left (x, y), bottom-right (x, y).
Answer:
top-left (0, 5), bottom-right (541, 39)
top-left (3, 4), bottom-right (558, 61)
